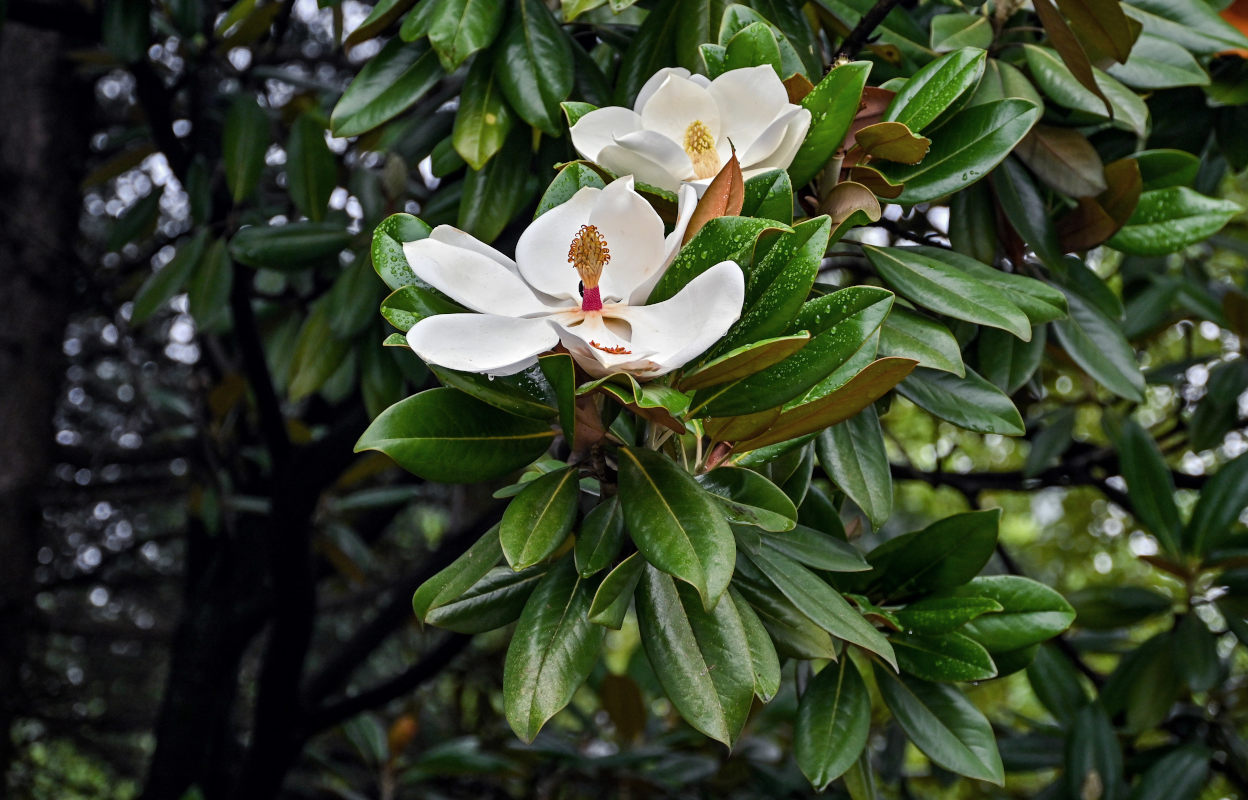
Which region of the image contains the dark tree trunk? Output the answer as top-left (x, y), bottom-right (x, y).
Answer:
top-left (0, 17), bottom-right (90, 785)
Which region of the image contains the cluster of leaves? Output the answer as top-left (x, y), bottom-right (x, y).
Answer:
top-left (94, 0), bottom-right (1248, 796)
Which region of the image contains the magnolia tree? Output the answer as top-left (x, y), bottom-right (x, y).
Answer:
top-left (55, 0), bottom-right (1248, 796)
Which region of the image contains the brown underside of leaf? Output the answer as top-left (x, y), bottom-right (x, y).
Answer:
top-left (1056, 157), bottom-right (1142, 251)
top-left (683, 149), bottom-right (744, 245)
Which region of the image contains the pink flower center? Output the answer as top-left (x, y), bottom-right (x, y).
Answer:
top-left (568, 224), bottom-right (610, 313)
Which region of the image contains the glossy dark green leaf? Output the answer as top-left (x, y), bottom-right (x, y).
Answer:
top-left (286, 113), bottom-right (336, 222)
top-left (535, 163), bottom-right (606, 218)
top-left (230, 223), bottom-right (352, 271)
top-left (538, 353), bottom-right (576, 447)
top-left (739, 532), bottom-right (896, 667)
top-left (863, 245), bottom-right (1031, 341)
top-left (733, 572), bottom-right (838, 659)
top-left (816, 405), bottom-right (892, 529)
top-left (893, 596), bottom-right (1004, 635)
top-left (892, 631), bottom-right (997, 682)
top-left (613, 0), bottom-right (680, 104)
top-left (503, 559), bottom-right (604, 742)
top-left (1189, 360), bottom-right (1248, 451)
top-left (977, 326), bottom-right (1044, 394)
top-left (494, 0), bottom-right (574, 136)
top-left (500, 467), bottom-right (579, 570)
top-left (795, 658), bottom-right (871, 790)
top-left (1124, 0), bottom-right (1248, 56)
top-left (332, 39), bottom-right (443, 137)
top-left (1025, 644), bottom-right (1088, 725)
top-left (1108, 186), bottom-right (1242, 256)
top-left (879, 307), bottom-right (965, 376)
top-left (1066, 585), bottom-right (1171, 630)
top-left (187, 238), bottom-right (233, 332)
top-left (1106, 33), bottom-right (1208, 90)
top-left (636, 566), bottom-right (755, 746)
top-left (758, 523), bottom-right (868, 573)
top-left (575, 497), bottom-right (625, 578)
top-left (992, 155), bottom-right (1065, 271)
top-left (730, 587), bottom-right (781, 701)
top-left (884, 47), bottom-right (986, 133)
top-left (428, 0), bottom-right (503, 71)
top-left (1172, 613), bottom-right (1220, 693)
top-left (223, 94), bottom-right (269, 204)
top-left (587, 552), bottom-right (644, 629)
top-left (1064, 703), bottom-right (1123, 800)
top-left (1183, 452), bottom-right (1248, 555)
top-left (1053, 288), bottom-right (1145, 402)
top-left (788, 60), bottom-right (872, 188)
top-left (1023, 45), bottom-right (1148, 138)
top-left (648, 217), bottom-right (782, 305)
top-left (679, 334), bottom-right (810, 391)
top-left (412, 525), bottom-right (502, 621)
top-left (371, 213), bottom-right (432, 291)
top-left (955, 576), bottom-right (1077, 652)
top-left (452, 50), bottom-right (515, 170)
top-left (355, 388), bottom-right (555, 483)
top-left (429, 364), bottom-right (556, 420)
top-left (132, 230), bottom-right (207, 325)
top-left (380, 285), bottom-right (465, 332)
top-left (1113, 419), bottom-right (1180, 554)
top-left (897, 366), bottom-right (1026, 436)
top-left (427, 565), bottom-right (546, 633)
top-left (1133, 149), bottom-right (1201, 190)
top-left (457, 129), bottom-right (532, 243)
top-left (698, 467), bottom-right (797, 532)
top-left (874, 666), bottom-right (1005, 784)
top-left (1128, 742), bottom-right (1210, 800)
top-left (617, 447), bottom-right (734, 609)
top-left (740, 169), bottom-right (794, 224)
top-left (724, 21), bottom-right (782, 75)
top-left (868, 509), bottom-right (1000, 601)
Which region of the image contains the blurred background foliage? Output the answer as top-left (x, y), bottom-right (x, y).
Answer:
top-left (2, 0), bottom-right (1248, 798)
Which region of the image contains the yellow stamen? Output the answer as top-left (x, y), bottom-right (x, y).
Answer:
top-left (567, 224), bottom-right (610, 289)
top-left (590, 340), bottom-right (631, 355)
top-left (683, 120), bottom-right (721, 179)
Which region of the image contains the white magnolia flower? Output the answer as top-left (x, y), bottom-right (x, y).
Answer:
top-left (570, 65), bottom-right (811, 194)
top-left (403, 177), bottom-right (745, 379)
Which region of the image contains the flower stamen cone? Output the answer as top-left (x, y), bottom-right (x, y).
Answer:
top-left (568, 224), bottom-right (610, 312)
top-left (683, 120), bottom-right (721, 179)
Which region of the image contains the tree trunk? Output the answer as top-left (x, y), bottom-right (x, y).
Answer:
top-left (0, 17), bottom-right (90, 785)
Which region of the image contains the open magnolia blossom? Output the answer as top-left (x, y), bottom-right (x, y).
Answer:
top-left (403, 177), bottom-right (745, 379)
top-left (570, 65), bottom-right (811, 194)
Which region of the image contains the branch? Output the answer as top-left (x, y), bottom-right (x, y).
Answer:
top-left (834, 0), bottom-right (905, 61)
top-left (308, 633), bottom-right (471, 732)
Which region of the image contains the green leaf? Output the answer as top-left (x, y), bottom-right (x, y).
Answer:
top-left (955, 576), bottom-right (1076, 652)
top-left (733, 573), bottom-right (838, 659)
top-left (648, 217), bottom-right (781, 305)
top-left (503, 559), bottom-right (604, 742)
top-left (1173, 613), bottom-right (1220, 693)
top-left (879, 307), bottom-right (966, 377)
top-left (992, 155), bottom-right (1065, 270)
top-left (107, 190), bottom-right (161, 252)
top-left (816, 405), bottom-right (892, 530)
top-left (494, 0), bottom-right (574, 136)
top-left (874, 667), bottom-right (1005, 784)
top-left (695, 286), bottom-right (893, 417)
top-left (1183, 452), bottom-right (1248, 555)
top-left (740, 169), bottom-right (794, 224)
top-left (795, 659), bottom-right (871, 790)
top-left (760, 524), bottom-right (870, 573)
top-left (732, 587), bottom-right (781, 701)
top-left (1129, 743), bottom-right (1210, 800)
top-left (457, 129), bottom-right (532, 243)
top-left (1026, 644), bottom-right (1089, 725)
top-left (929, 13), bottom-right (992, 51)
top-left (977, 326), bottom-right (1045, 394)
top-left (880, 99), bottom-right (1041, 205)
top-left (1055, 0), bottom-right (1141, 64)
top-left (614, 0), bottom-right (680, 105)
top-left (1064, 704), bottom-right (1123, 800)
top-left (380, 285), bottom-right (465, 332)
top-left (679, 334), bottom-right (810, 391)
top-left (452, 50), bottom-right (515, 170)
top-left (894, 596), bottom-right (1004, 635)
top-left (1066, 585), bottom-right (1171, 630)
top-left (412, 525), bottom-right (502, 621)
top-left (636, 567), bottom-right (755, 746)
top-left (587, 552), bottom-right (644, 629)
top-left (538, 353), bottom-right (577, 447)
top-left (286, 113), bottom-right (336, 222)
top-left (1021, 45), bottom-right (1148, 138)
top-left (575, 497), bottom-right (625, 578)
top-left (427, 565), bottom-right (546, 633)
top-left (355, 388), bottom-right (555, 483)
top-left (698, 467), bottom-right (797, 532)
top-left (617, 447), bottom-right (734, 610)
top-left (1108, 186), bottom-right (1242, 256)
top-left (1113, 419), bottom-right (1181, 554)
top-left (132, 230), bottom-right (207, 325)
top-left (897, 367), bottom-right (1025, 436)
top-left (892, 631), bottom-right (997, 682)
top-left (428, 0), bottom-right (503, 71)
top-left (788, 60), bottom-right (872, 188)
top-left (371, 213), bottom-right (431, 291)
top-left (867, 509), bottom-right (1000, 601)
top-left (863, 245), bottom-right (1032, 340)
top-left (724, 21), bottom-right (782, 75)
top-left (331, 39), bottom-right (443, 137)
top-left (103, 0), bottom-right (150, 63)
top-left (739, 532), bottom-right (896, 667)
top-left (1106, 33), bottom-right (1208, 90)
top-left (187, 238), bottom-right (233, 332)
top-left (223, 94), bottom-right (268, 204)
top-left (678, 0), bottom-right (730, 70)
top-left (230, 223), bottom-right (352, 271)
top-left (1053, 287), bottom-right (1145, 402)
top-left (287, 298), bottom-right (350, 401)
top-left (1124, 0), bottom-right (1248, 55)
top-left (500, 467), bottom-right (579, 570)
top-left (428, 364), bottom-right (556, 420)
top-left (535, 163), bottom-right (606, 218)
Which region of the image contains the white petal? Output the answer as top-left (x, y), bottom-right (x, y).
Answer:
top-left (640, 74), bottom-right (721, 148)
top-left (406, 313), bottom-right (560, 376)
top-left (429, 225), bottom-right (519, 274)
top-left (709, 65), bottom-right (792, 149)
top-left (552, 311), bottom-right (663, 378)
top-left (569, 106), bottom-right (643, 162)
top-left (631, 184), bottom-right (699, 306)
top-left (611, 129), bottom-right (693, 179)
top-left (747, 108), bottom-right (811, 173)
top-left (403, 238), bottom-right (555, 317)
top-left (590, 177), bottom-right (667, 304)
top-left (739, 106), bottom-right (807, 167)
top-left (635, 67), bottom-right (692, 113)
top-left (617, 260), bottom-right (745, 375)
top-left (515, 186), bottom-right (600, 302)
top-left (597, 143), bottom-right (685, 193)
